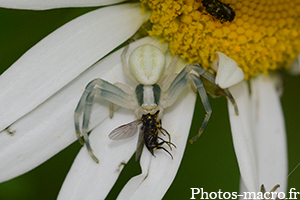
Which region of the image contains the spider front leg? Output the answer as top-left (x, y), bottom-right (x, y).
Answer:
top-left (188, 73), bottom-right (212, 143)
top-left (160, 65), bottom-right (212, 143)
top-left (161, 64), bottom-right (238, 144)
top-left (75, 79), bottom-right (99, 145)
top-left (190, 64), bottom-right (239, 115)
top-left (74, 78), bottom-right (134, 163)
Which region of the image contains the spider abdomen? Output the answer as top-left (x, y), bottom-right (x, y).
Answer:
top-left (129, 44), bottom-right (166, 85)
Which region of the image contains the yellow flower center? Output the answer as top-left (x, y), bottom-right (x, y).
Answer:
top-left (141, 0), bottom-right (300, 79)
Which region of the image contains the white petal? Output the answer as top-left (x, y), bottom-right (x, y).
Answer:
top-left (56, 37), bottom-right (171, 199)
top-left (238, 179), bottom-right (249, 200)
top-left (0, 42), bottom-right (120, 183)
top-left (117, 87), bottom-right (196, 200)
top-left (58, 108), bottom-right (137, 200)
top-left (251, 75), bottom-right (287, 192)
top-left (0, 0), bottom-right (126, 10)
top-left (288, 54), bottom-right (300, 75)
top-left (212, 52), bottom-right (244, 88)
top-left (0, 36), bottom-right (161, 183)
top-left (228, 81), bottom-right (259, 193)
top-left (0, 3), bottom-right (149, 131)
top-left (230, 75), bottom-right (288, 197)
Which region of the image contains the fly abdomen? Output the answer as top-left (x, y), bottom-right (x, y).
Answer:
top-left (139, 111), bottom-right (176, 159)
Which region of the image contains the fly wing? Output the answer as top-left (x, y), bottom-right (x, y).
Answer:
top-left (108, 119), bottom-right (141, 140)
top-left (135, 129), bottom-right (144, 162)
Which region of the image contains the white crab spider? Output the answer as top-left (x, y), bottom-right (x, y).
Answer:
top-left (74, 44), bottom-right (238, 163)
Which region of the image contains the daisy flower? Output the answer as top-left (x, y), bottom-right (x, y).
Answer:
top-left (0, 0), bottom-right (300, 199)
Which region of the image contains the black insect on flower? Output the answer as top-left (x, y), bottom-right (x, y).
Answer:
top-left (202, 0), bottom-right (235, 23)
top-left (109, 111), bottom-right (176, 162)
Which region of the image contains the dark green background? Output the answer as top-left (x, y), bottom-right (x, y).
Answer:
top-left (0, 6), bottom-right (299, 200)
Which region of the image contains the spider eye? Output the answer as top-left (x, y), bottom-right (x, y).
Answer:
top-left (129, 44), bottom-right (166, 85)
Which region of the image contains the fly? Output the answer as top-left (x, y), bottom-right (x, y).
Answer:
top-left (108, 111), bottom-right (176, 162)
